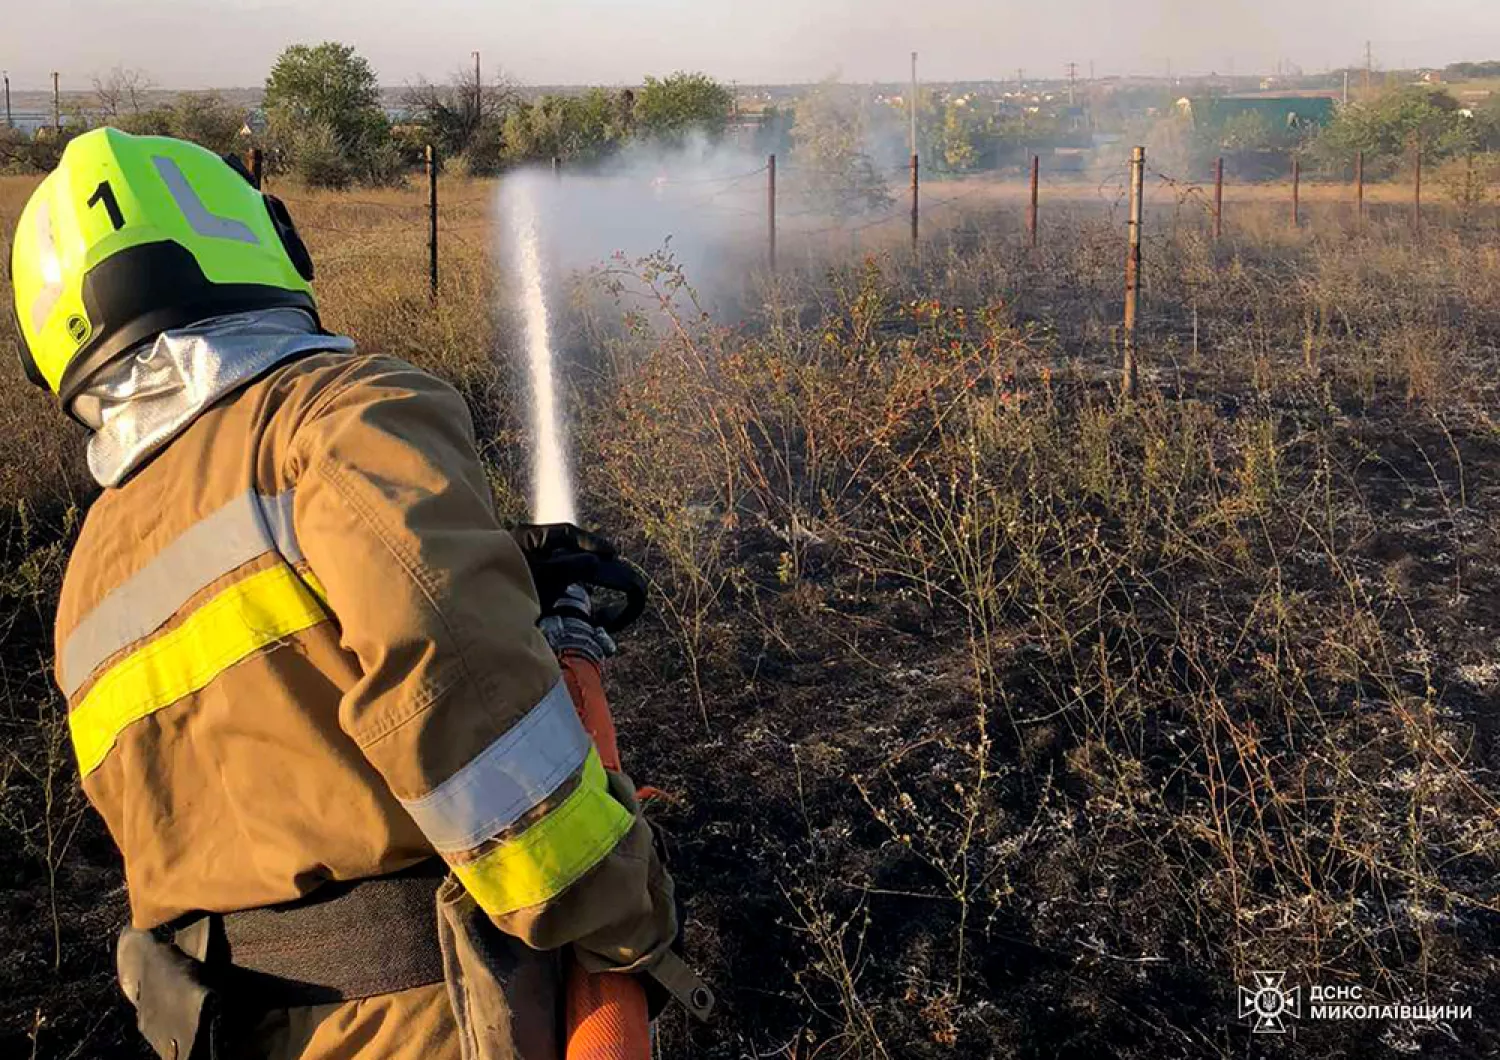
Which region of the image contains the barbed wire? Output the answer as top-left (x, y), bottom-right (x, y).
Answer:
top-left (651, 164), bottom-right (769, 188)
top-left (287, 153), bottom-right (1494, 279)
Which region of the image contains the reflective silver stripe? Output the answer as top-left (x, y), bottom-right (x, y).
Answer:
top-left (399, 679), bottom-right (592, 854)
top-left (152, 156), bottom-right (260, 244)
top-left (59, 490), bottom-right (300, 696)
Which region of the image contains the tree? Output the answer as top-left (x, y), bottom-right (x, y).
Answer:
top-left (1309, 87), bottom-right (1476, 177)
top-left (1473, 92), bottom-right (1500, 152)
top-left (288, 121), bottom-right (353, 189)
top-left (634, 73), bottom-right (734, 142)
top-left (93, 67), bottom-right (153, 119)
top-left (790, 79), bottom-right (893, 219)
top-left (940, 99), bottom-right (986, 172)
top-left (496, 90), bottom-right (636, 167)
top-left (170, 92), bottom-right (247, 155)
top-left (264, 42), bottom-right (392, 184)
top-left (753, 104), bottom-right (795, 158)
top-left (402, 66), bottom-right (519, 171)
top-left (1218, 111), bottom-right (1280, 152)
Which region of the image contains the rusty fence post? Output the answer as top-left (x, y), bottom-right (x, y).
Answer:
top-left (1291, 157), bottom-right (1301, 229)
top-left (1028, 154), bottom-right (1040, 248)
top-left (1214, 156), bottom-right (1224, 242)
top-left (910, 153), bottom-right (920, 253)
top-left (1413, 135), bottom-right (1423, 235)
top-left (426, 145), bottom-right (438, 301)
top-left (767, 154), bottom-right (777, 272)
top-left (1123, 146), bottom-right (1144, 398)
top-left (1355, 150), bottom-right (1365, 226)
top-left (248, 147), bottom-right (264, 190)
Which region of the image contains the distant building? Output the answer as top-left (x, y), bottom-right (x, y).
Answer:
top-left (1176, 96), bottom-right (1337, 135)
top-left (238, 110), bottom-right (268, 139)
top-left (7, 111), bottom-right (68, 135)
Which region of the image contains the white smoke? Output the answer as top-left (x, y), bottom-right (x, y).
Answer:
top-left (495, 133), bottom-right (779, 525)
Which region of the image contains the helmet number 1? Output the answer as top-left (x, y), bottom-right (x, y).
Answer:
top-left (87, 181), bottom-right (126, 232)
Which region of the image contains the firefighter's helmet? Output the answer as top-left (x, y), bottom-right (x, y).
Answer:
top-left (9, 127), bottom-right (317, 402)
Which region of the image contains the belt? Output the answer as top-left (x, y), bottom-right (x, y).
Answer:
top-left (174, 859), bottom-right (448, 1008)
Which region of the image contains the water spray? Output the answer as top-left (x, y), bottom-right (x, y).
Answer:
top-left (503, 174), bottom-right (578, 525)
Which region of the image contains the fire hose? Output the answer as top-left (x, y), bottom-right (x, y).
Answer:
top-left (515, 524), bottom-right (713, 1060)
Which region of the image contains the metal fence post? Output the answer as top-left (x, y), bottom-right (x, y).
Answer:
top-left (1291, 157), bottom-right (1301, 229)
top-left (910, 153), bottom-right (920, 252)
top-left (1214, 157), bottom-right (1224, 242)
top-left (1028, 154), bottom-right (1040, 248)
top-left (1413, 135), bottom-right (1423, 235)
top-left (426, 145), bottom-right (438, 301)
top-left (1123, 146), bottom-right (1144, 398)
top-left (767, 154), bottom-right (777, 272)
top-left (1356, 150), bottom-right (1365, 225)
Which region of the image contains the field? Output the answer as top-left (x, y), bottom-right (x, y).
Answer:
top-left (3, 169), bottom-right (1499, 1059)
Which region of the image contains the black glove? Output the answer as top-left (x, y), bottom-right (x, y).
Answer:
top-left (510, 523), bottom-right (647, 633)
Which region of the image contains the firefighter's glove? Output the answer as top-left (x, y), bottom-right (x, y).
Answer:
top-left (511, 522), bottom-right (647, 634)
top-left (539, 586), bottom-right (618, 663)
top-left (511, 523), bottom-right (619, 617)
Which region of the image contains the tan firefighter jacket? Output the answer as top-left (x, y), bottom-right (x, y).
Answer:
top-left (54, 346), bottom-right (675, 978)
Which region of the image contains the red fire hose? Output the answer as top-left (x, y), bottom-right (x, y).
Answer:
top-left (559, 649), bottom-right (653, 1060)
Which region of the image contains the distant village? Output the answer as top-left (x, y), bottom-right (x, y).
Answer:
top-left (6, 60), bottom-right (1497, 183)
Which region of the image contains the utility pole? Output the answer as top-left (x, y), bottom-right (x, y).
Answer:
top-left (909, 51), bottom-right (918, 159)
top-left (3, 71), bottom-right (10, 129)
top-left (1365, 41), bottom-right (1373, 96)
top-left (52, 71), bottom-right (60, 134)
top-left (1343, 70), bottom-right (1350, 106)
top-left (1017, 68), bottom-right (1024, 96)
top-left (1067, 62), bottom-right (1078, 106)
top-left (473, 51), bottom-right (482, 119)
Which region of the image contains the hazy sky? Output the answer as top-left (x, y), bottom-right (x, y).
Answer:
top-left (3, 0), bottom-right (1498, 90)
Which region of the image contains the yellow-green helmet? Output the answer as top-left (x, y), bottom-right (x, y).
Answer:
top-left (9, 127), bottom-right (318, 402)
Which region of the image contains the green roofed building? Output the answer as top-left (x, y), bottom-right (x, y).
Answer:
top-left (1176, 95), bottom-right (1338, 134)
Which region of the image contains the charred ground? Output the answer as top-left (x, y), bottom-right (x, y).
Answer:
top-left (2, 175), bottom-right (1498, 1058)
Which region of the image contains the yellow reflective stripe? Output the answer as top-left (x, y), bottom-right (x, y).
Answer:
top-left (300, 568), bottom-right (329, 608)
top-left (452, 749), bottom-right (634, 917)
top-left (69, 564), bottom-right (328, 777)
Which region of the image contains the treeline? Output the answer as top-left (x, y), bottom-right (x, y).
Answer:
top-left (0, 42), bottom-right (745, 186)
top-left (1444, 60), bottom-right (1500, 80)
top-left (1143, 85), bottom-right (1500, 193)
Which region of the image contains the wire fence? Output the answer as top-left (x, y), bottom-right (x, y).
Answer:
top-left (265, 143), bottom-right (1500, 358)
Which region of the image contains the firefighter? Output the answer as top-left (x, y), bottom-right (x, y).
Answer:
top-left (8, 128), bottom-right (700, 1059)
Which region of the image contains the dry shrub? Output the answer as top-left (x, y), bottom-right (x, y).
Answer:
top-left (2, 173), bottom-right (1498, 1059)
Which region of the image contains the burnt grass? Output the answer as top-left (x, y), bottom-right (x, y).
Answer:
top-left (3, 203), bottom-right (1500, 1059)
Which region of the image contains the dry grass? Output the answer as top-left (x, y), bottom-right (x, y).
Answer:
top-left (3, 170), bottom-right (1499, 1059)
